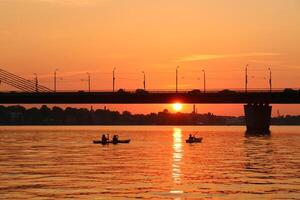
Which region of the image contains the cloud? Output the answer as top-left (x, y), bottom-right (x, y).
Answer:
top-left (177, 52), bottom-right (280, 62)
top-left (28, 0), bottom-right (98, 6)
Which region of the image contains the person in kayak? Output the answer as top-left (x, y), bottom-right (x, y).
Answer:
top-left (101, 134), bottom-right (108, 143)
top-left (112, 135), bottom-right (119, 143)
top-left (189, 134), bottom-right (194, 140)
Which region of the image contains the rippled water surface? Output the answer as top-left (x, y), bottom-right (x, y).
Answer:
top-left (0, 126), bottom-right (299, 199)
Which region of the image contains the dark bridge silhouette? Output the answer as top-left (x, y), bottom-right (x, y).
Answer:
top-left (0, 90), bottom-right (299, 104)
top-left (0, 68), bottom-right (299, 133)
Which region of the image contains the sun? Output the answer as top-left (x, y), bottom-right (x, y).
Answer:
top-left (172, 103), bottom-right (183, 112)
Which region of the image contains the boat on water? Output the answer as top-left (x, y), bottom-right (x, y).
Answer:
top-left (95, 134), bottom-right (131, 145)
top-left (93, 139), bottom-right (131, 145)
top-left (186, 137), bottom-right (202, 143)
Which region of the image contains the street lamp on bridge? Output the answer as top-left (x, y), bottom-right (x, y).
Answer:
top-left (54, 69), bottom-right (58, 92)
top-left (245, 64), bottom-right (248, 93)
top-left (86, 72), bottom-right (91, 93)
top-left (142, 71), bottom-right (146, 90)
top-left (202, 69), bottom-right (206, 93)
top-left (113, 67), bottom-right (116, 92)
top-left (34, 73), bottom-right (38, 93)
top-left (268, 67), bottom-right (272, 92)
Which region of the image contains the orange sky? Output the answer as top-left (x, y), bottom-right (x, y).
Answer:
top-left (0, 0), bottom-right (299, 115)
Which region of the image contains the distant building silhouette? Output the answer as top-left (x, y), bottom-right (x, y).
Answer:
top-left (0, 105), bottom-right (299, 125)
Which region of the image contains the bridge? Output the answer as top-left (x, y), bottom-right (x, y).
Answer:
top-left (0, 90), bottom-right (299, 104)
top-left (1, 68), bottom-right (300, 133)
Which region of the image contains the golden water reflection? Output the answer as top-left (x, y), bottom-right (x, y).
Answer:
top-left (172, 128), bottom-right (183, 185)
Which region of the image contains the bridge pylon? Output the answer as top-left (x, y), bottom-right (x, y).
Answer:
top-left (244, 103), bottom-right (272, 134)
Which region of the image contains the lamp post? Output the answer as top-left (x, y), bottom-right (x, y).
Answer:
top-left (268, 67), bottom-right (272, 92)
top-left (86, 72), bottom-right (91, 93)
top-left (176, 66), bottom-right (179, 93)
top-left (34, 73), bottom-right (38, 93)
top-left (202, 69), bottom-right (206, 93)
top-left (245, 64), bottom-right (248, 93)
top-left (142, 71), bottom-right (146, 90)
top-left (54, 69), bottom-right (58, 92)
top-left (113, 67), bottom-right (116, 92)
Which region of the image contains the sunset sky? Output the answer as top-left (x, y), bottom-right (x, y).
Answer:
top-left (0, 0), bottom-right (299, 115)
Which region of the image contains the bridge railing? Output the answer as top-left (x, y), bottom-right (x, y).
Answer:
top-left (0, 88), bottom-right (298, 94)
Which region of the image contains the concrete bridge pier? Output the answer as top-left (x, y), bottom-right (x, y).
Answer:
top-left (244, 103), bottom-right (272, 134)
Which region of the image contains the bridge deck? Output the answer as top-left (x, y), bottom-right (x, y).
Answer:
top-left (0, 91), bottom-right (299, 104)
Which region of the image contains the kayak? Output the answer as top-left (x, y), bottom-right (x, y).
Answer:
top-left (113, 139), bottom-right (131, 144)
top-left (93, 139), bottom-right (131, 145)
top-left (186, 137), bottom-right (202, 143)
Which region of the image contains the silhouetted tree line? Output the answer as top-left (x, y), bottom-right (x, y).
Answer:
top-left (0, 105), bottom-right (299, 125)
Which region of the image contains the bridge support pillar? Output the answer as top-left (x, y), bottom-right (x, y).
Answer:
top-left (244, 103), bottom-right (272, 133)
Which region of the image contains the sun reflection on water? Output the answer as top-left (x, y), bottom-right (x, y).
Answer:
top-left (172, 127), bottom-right (183, 186)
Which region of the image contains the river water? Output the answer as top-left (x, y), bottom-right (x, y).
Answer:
top-left (0, 126), bottom-right (299, 199)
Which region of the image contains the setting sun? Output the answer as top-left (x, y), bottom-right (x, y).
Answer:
top-left (172, 103), bottom-right (183, 112)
